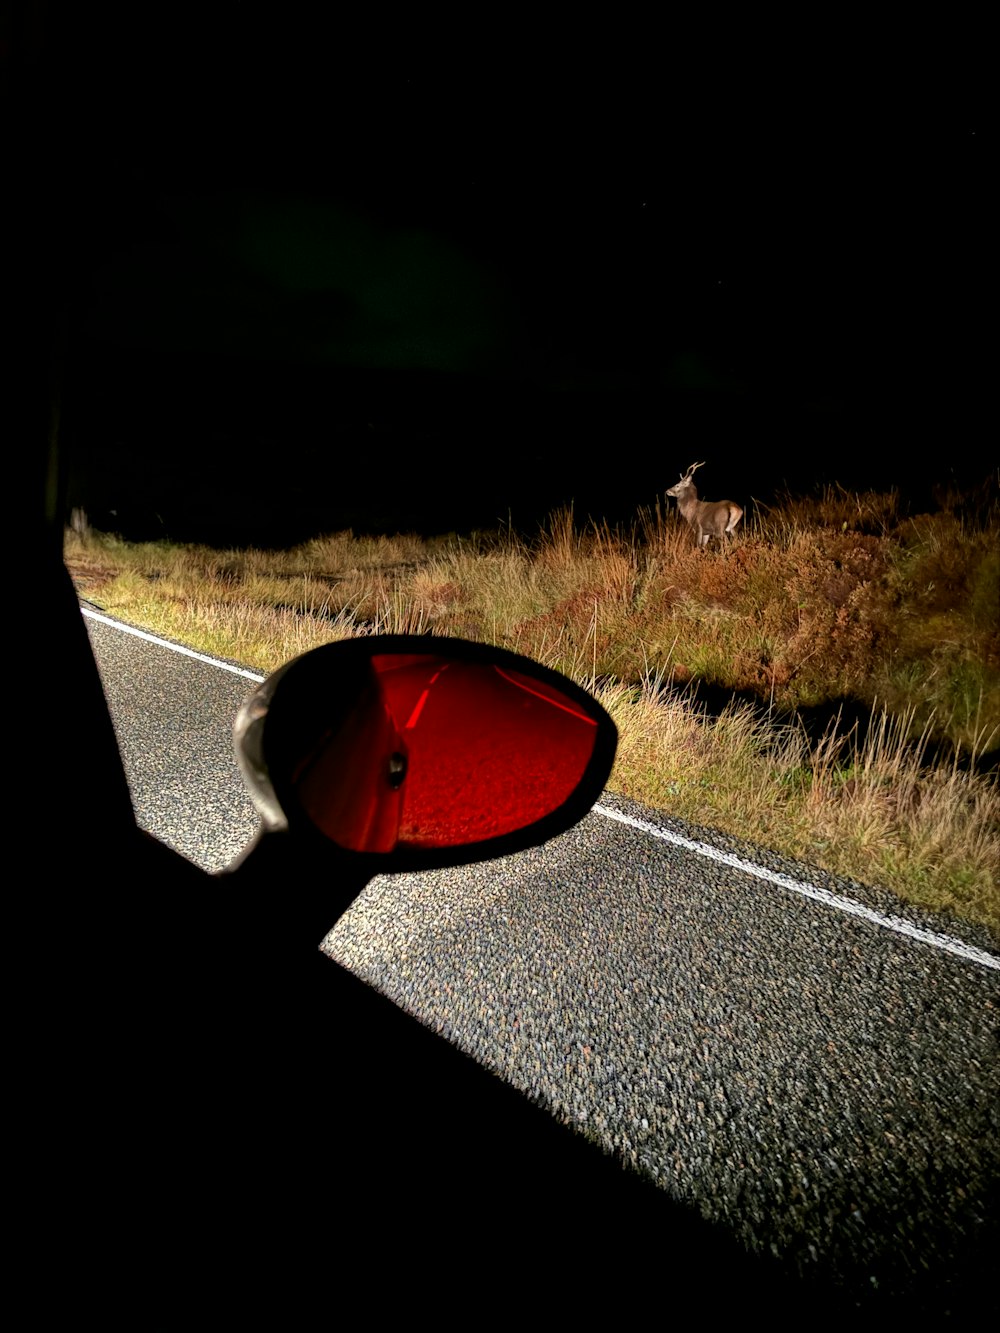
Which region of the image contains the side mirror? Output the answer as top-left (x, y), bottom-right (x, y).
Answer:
top-left (234, 636), bottom-right (617, 871)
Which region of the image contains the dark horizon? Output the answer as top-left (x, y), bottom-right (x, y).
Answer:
top-left (25, 14), bottom-right (987, 545)
top-left (63, 336), bottom-right (992, 546)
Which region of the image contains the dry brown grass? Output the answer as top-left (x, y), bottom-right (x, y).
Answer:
top-left (65, 482), bottom-right (1000, 936)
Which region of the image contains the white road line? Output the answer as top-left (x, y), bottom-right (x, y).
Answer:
top-left (595, 805), bottom-right (1000, 972)
top-left (83, 606), bottom-right (999, 974)
top-left (81, 606), bottom-right (266, 682)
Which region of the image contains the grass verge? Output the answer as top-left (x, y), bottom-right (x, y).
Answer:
top-left (65, 484), bottom-right (1000, 938)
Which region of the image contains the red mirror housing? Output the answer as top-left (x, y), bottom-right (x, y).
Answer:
top-left (234, 637), bottom-right (617, 871)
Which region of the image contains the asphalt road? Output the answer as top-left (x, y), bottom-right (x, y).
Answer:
top-left (83, 605), bottom-right (999, 1315)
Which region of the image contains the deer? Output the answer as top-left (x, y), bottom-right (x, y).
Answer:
top-left (665, 461), bottom-right (743, 547)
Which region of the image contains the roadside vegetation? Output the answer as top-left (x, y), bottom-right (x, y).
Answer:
top-left (65, 480), bottom-right (1000, 938)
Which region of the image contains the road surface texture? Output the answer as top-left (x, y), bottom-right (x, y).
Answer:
top-left (84, 607), bottom-right (999, 1316)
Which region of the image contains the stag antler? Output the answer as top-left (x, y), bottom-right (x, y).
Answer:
top-left (682, 461), bottom-right (706, 478)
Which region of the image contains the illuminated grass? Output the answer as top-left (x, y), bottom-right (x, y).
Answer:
top-left (65, 482), bottom-right (1000, 936)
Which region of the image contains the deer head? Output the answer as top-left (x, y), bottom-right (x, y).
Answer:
top-left (666, 462), bottom-right (706, 497)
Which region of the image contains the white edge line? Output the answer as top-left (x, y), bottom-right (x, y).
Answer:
top-left (81, 606), bottom-right (266, 683)
top-left (595, 804), bottom-right (1000, 973)
top-left (83, 606), bottom-right (997, 974)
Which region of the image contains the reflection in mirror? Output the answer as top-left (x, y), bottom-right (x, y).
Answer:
top-left (289, 653), bottom-right (600, 853)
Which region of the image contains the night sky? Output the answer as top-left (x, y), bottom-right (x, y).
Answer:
top-left (22, 11), bottom-right (990, 543)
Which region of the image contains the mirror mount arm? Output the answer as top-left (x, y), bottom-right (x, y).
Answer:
top-left (220, 827), bottom-right (375, 949)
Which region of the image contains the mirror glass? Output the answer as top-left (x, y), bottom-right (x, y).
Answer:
top-left (283, 651), bottom-right (603, 853)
